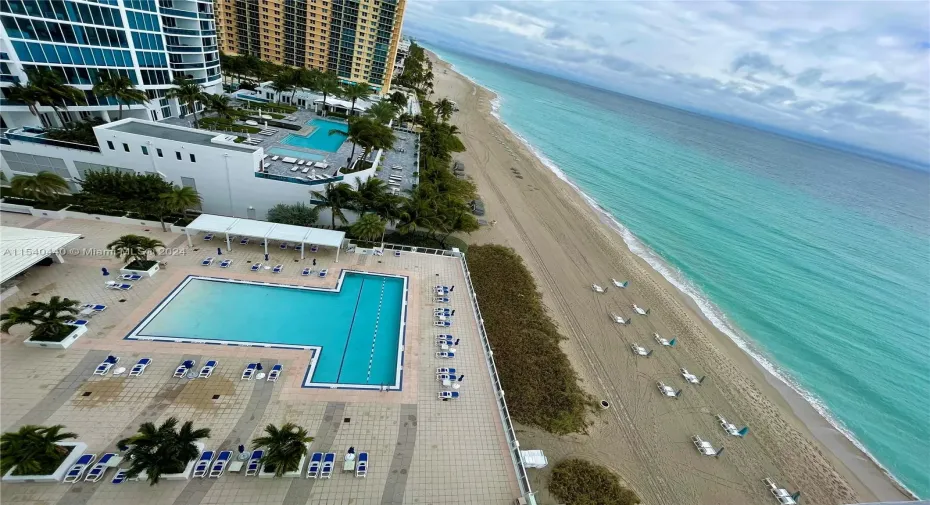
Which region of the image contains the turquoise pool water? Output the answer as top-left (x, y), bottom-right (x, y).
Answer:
top-left (267, 147), bottom-right (325, 161)
top-left (281, 118), bottom-right (348, 152)
top-left (131, 273), bottom-right (406, 388)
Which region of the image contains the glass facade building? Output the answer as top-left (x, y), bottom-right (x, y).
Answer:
top-left (0, 0), bottom-right (223, 127)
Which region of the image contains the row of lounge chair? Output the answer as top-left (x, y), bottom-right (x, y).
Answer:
top-left (174, 359), bottom-right (218, 378)
top-left (243, 137), bottom-right (263, 146)
top-left (63, 453), bottom-right (118, 483)
top-left (241, 362), bottom-right (283, 381)
top-left (93, 358), bottom-right (281, 382)
top-left (259, 128), bottom-right (278, 136)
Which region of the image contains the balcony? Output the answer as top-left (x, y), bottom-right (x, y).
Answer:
top-left (166, 45), bottom-right (204, 53)
top-left (2, 130), bottom-right (101, 153)
top-left (163, 27), bottom-right (202, 36)
top-left (0, 74), bottom-right (20, 83)
top-left (160, 7), bottom-right (199, 18)
top-left (170, 61), bottom-right (206, 70)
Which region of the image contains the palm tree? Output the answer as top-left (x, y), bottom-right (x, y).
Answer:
top-left (251, 423), bottom-right (313, 478)
top-left (203, 94), bottom-right (235, 120)
top-left (353, 176), bottom-right (389, 213)
top-left (106, 235), bottom-right (165, 265)
top-left (28, 69), bottom-right (86, 126)
top-left (10, 172), bottom-right (70, 203)
top-left (5, 81), bottom-right (43, 118)
top-left (389, 91), bottom-right (407, 109)
top-left (119, 417), bottom-right (211, 485)
top-left (340, 81), bottom-right (371, 116)
top-left (1, 296), bottom-right (81, 342)
top-left (316, 72), bottom-right (342, 117)
top-left (266, 202), bottom-right (320, 226)
top-left (159, 185), bottom-right (202, 232)
top-left (1, 425), bottom-right (77, 475)
top-left (435, 98), bottom-right (454, 123)
top-left (311, 182), bottom-right (355, 229)
top-left (397, 188), bottom-right (439, 235)
top-left (330, 117), bottom-right (396, 169)
top-left (287, 67), bottom-right (311, 104)
top-left (269, 72), bottom-right (293, 103)
top-left (92, 73), bottom-right (148, 120)
top-left (365, 100), bottom-right (397, 125)
top-left (351, 213), bottom-right (386, 244)
top-left (166, 77), bottom-right (204, 127)
top-left (374, 193), bottom-right (405, 227)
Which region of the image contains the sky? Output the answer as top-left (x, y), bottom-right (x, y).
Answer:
top-left (403, 1), bottom-right (930, 162)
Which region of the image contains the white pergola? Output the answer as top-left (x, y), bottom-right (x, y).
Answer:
top-left (0, 226), bottom-right (82, 283)
top-left (184, 214), bottom-right (346, 262)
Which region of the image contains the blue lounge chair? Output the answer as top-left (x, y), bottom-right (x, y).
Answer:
top-left (306, 452), bottom-right (323, 478)
top-left (192, 451), bottom-right (214, 478)
top-left (84, 453), bottom-right (117, 482)
top-left (320, 453), bottom-right (335, 479)
top-left (356, 452), bottom-right (368, 477)
top-left (111, 469), bottom-right (128, 484)
top-left (439, 391), bottom-right (460, 400)
top-left (318, 269), bottom-right (328, 278)
top-left (204, 233), bottom-right (214, 241)
top-left (201, 257), bottom-right (214, 266)
top-left (436, 367), bottom-right (456, 375)
top-left (129, 358), bottom-right (151, 377)
top-left (241, 363), bottom-right (257, 380)
top-left (279, 242), bottom-right (288, 250)
top-left (436, 351), bottom-right (454, 359)
top-left (63, 453), bottom-right (96, 483)
top-left (310, 245), bottom-right (319, 253)
top-left (267, 364), bottom-right (282, 382)
top-left (437, 340), bottom-right (453, 348)
top-left (240, 237), bottom-right (250, 245)
top-left (437, 334), bottom-right (453, 340)
top-left (174, 359), bottom-right (195, 378)
top-left (301, 267), bottom-right (312, 276)
top-left (435, 296), bottom-right (450, 303)
top-left (250, 263), bottom-right (262, 271)
top-left (394, 250), bottom-right (401, 257)
top-left (272, 264), bottom-right (283, 273)
top-left (435, 308), bottom-right (452, 315)
top-left (94, 356), bottom-right (119, 375)
top-left (220, 259), bottom-right (232, 268)
top-left (209, 451), bottom-right (232, 478)
top-left (82, 304), bottom-right (107, 312)
top-left (434, 321), bottom-right (451, 327)
top-left (294, 244), bottom-right (303, 252)
top-left (68, 319), bottom-right (89, 326)
top-left (437, 373), bottom-right (456, 382)
top-left (199, 360), bottom-right (217, 378)
top-left (245, 450), bottom-right (263, 476)
top-left (119, 273), bottom-right (143, 281)
top-left (105, 282), bottom-right (133, 290)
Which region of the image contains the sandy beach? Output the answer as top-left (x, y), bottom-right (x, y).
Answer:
top-left (428, 52), bottom-right (912, 505)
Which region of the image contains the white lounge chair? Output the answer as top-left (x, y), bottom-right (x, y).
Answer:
top-left (129, 358), bottom-right (151, 376)
top-left (356, 452), bottom-right (368, 477)
top-left (63, 453), bottom-right (96, 483)
top-left (271, 155), bottom-right (280, 161)
top-left (290, 166), bottom-right (300, 172)
top-left (209, 451), bottom-right (232, 478)
top-left (94, 355), bottom-right (119, 375)
top-left (241, 363), bottom-right (258, 380)
top-left (320, 453), bottom-right (335, 479)
top-left (267, 364), bottom-right (282, 382)
top-left (245, 450), bottom-right (263, 476)
top-left (84, 453), bottom-right (117, 482)
top-left (174, 359), bottom-right (195, 378)
top-left (193, 451), bottom-right (214, 478)
top-left (199, 360), bottom-right (218, 378)
top-left (306, 452), bottom-right (323, 478)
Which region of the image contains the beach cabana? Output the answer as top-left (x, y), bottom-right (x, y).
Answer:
top-left (184, 214), bottom-right (346, 262)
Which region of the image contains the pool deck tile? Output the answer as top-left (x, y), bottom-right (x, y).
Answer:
top-left (0, 215), bottom-right (520, 505)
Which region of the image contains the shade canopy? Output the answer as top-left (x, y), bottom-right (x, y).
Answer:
top-left (185, 214), bottom-right (345, 248)
top-left (0, 226), bottom-right (81, 283)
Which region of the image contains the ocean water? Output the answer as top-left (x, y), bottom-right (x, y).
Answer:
top-left (136, 274), bottom-right (404, 386)
top-left (428, 45), bottom-right (930, 497)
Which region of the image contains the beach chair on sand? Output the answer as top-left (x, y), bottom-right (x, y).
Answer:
top-left (267, 364), bottom-right (283, 382)
top-left (129, 358), bottom-right (151, 377)
top-left (306, 452), bottom-right (323, 478)
top-left (210, 451), bottom-right (231, 477)
top-left (174, 359), bottom-right (195, 378)
top-left (63, 454), bottom-right (96, 483)
top-left (199, 360), bottom-right (218, 378)
top-left (320, 453), bottom-right (335, 478)
top-left (246, 450), bottom-right (264, 476)
top-left (355, 452), bottom-right (368, 477)
top-left (94, 356), bottom-right (119, 375)
top-left (193, 451), bottom-right (214, 478)
top-left (84, 453), bottom-right (117, 482)
top-left (241, 363), bottom-right (258, 380)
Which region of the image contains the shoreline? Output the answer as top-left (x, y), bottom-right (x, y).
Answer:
top-left (427, 50), bottom-right (914, 502)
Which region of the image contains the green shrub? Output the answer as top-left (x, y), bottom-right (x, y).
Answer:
top-left (467, 245), bottom-right (591, 434)
top-left (381, 231), bottom-right (468, 253)
top-left (549, 459), bottom-right (640, 505)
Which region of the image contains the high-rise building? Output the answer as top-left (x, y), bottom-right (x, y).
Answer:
top-left (0, 0), bottom-right (222, 129)
top-left (215, 0), bottom-right (406, 94)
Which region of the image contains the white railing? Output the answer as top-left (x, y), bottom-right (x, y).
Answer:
top-left (365, 241), bottom-right (535, 502)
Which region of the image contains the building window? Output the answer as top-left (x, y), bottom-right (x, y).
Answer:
top-left (141, 146), bottom-right (149, 155)
top-left (189, 153), bottom-right (196, 162)
top-left (107, 141), bottom-right (114, 150)
top-left (176, 151), bottom-right (182, 160)
top-left (156, 148), bottom-right (163, 157)
top-left (123, 143), bottom-right (130, 152)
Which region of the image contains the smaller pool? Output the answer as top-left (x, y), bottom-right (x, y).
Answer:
top-left (281, 118), bottom-right (348, 152)
top-left (268, 147), bottom-right (325, 161)
top-left (236, 93), bottom-right (270, 103)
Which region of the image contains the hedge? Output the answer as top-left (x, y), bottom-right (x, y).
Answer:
top-left (549, 459), bottom-right (640, 505)
top-left (467, 244), bottom-right (591, 434)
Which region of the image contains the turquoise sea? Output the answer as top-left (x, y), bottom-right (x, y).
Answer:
top-left (427, 45), bottom-right (929, 497)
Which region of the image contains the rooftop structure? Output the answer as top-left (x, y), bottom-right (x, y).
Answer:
top-left (0, 226), bottom-right (80, 283)
top-left (0, 0), bottom-right (222, 129)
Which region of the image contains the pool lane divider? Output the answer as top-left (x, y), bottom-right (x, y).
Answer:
top-left (366, 280), bottom-right (387, 383)
top-left (335, 278), bottom-right (367, 383)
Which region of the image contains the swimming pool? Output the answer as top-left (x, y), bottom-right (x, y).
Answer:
top-left (236, 93), bottom-right (270, 103)
top-left (267, 147), bottom-right (325, 161)
top-left (281, 118), bottom-right (348, 152)
top-left (127, 272), bottom-right (408, 389)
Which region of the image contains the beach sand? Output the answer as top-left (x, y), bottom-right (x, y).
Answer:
top-left (428, 52), bottom-right (913, 505)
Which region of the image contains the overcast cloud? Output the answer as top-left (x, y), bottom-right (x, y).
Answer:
top-left (404, 1), bottom-right (930, 162)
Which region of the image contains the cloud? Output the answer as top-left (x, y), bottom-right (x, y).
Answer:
top-left (405, 0), bottom-right (930, 160)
